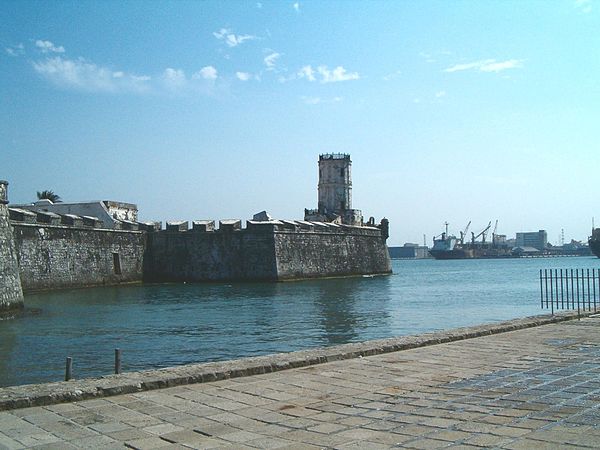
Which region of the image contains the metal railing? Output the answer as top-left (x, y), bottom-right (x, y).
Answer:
top-left (539, 269), bottom-right (599, 315)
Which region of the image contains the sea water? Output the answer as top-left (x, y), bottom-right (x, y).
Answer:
top-left (1, 256), bottom-right (598, 387)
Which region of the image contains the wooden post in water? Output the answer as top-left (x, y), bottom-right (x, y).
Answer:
top-left (65, 357), bottom-right (72, 381)
top-left (115, 348), bottom-right (122, 374)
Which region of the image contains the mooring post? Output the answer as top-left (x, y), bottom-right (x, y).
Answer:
top-left (115, 348), bottom-right (122, 374)
top-left (65, 357), bottom-right (72, 381)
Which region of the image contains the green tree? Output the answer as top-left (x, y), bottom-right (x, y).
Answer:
top-left (36, 190), bottom-right (62, 203)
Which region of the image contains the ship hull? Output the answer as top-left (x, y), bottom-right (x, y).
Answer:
top-left (429, 247), bottom-right (514, 260)
top-left (429, 248), bottom-right (473, 259)
top-left (590, 238), bottom-right (600, 258)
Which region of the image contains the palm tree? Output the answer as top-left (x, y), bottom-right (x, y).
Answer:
top-left (36, 190), bottom-right (62, 203)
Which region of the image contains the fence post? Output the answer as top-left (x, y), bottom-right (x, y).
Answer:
top-left (545, 269), bottom-right (549, 309)
top-left (540, 269), bottom-right (543, 309)
top-left (560, 268), bottom-right (564, 309)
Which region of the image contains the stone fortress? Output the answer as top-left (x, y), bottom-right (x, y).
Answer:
top-left (0, 155), bottom-right (391, 314)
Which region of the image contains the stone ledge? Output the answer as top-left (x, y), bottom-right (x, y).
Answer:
top-left (0, 311), bottom-right (588, 411)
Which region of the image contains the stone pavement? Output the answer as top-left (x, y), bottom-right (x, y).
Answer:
top-left (1, 315), bottom-right (600, 449)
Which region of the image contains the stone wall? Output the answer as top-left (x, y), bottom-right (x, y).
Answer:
top-left (144, 220), bottom-right (391, 282)
top-left (12, 223), bottom-right (146, 292)
top-left (143, 221), bottom-right (278, 282)
top-left (274, 223), bottom-right (392, 279)
top-left (0, 181), bottom-right (24, 312)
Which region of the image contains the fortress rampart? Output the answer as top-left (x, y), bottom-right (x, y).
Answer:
top-left (144, 219), bottom-right (391, 282)
top-left (0, 181), bottom-right (24, 312)
top-left (4, 207), bottom-right (391, 297)
top-left (12, 222), bottom-right (146, 292)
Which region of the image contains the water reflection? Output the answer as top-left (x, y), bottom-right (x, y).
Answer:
top-left (312, 276), bottom-right (392, 345)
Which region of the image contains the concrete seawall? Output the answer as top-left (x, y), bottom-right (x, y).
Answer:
top-left (0, 181), bottom-right (24, 313)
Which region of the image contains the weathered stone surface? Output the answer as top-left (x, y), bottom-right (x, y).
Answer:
top-left (12, 223), bottom-right (146, 292)
top-left (144, 223), bottom-right (391, 282)
top-left (0, 181), bottom-right (24, 313)
top-left (0, 311), bottom-right (585, 411)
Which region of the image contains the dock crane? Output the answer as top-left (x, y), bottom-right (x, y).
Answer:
top-left (459, 221), bottom-right (471, 245)
top-left (491, 220), bottom-right (499, 246)
top-left (471, 221), bottom-right (492, 245)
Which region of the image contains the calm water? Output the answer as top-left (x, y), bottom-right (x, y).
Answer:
top-left (1, 257), bottom-right (598, 387)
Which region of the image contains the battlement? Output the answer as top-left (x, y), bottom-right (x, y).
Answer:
top-left (154, 218), bottom-right (383, 237)
top-left (319, 153), bottom-right (350, 161)
top-left (8, 207), bottom-right (148, 232)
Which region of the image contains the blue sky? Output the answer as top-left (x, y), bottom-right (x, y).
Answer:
top-left (1, 0), bottom-right (599, 245)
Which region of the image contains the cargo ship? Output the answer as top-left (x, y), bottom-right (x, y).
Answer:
top-left (590, 228), bottom-right (600, 258)
top-left (429, 221), bottom-right (512, 260)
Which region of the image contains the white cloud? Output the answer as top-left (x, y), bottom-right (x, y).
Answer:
top-left (264, 52), bottom-right (281, 69)
top-left (296, 65), bottom-right (359, 83)
top-left (193, 65), bottom-right (218, 80)
top-left (317, 65), bottom-right (360, 83)
top-left (479, 59), bottom-right (523, 72)
top-left (31, 55), bottom-right (223, 96)
top-left (293, 2), bottom-right (300, 12)
top-left (5, 43), bottom-right (24, 57)
top-left (435, 90), bottom-right (446, 98)
top-left (444, 59), bottom-right (523, 73)
top-left (301, 95), bottom-right (344, 105)
top-left (32, 56), bottom-right (151, 93)
top-left (236, 71), bottom-right (252, 81)
top-left (575, 0), bottom-right (592, 13)
top-left (213, 28), bottom-right (257, 47)
top-left (297, 65), bottom-right (316, 81)
top-left (35, 40), bottom-right (65, 54)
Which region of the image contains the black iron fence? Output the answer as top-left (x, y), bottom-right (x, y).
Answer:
top-left (540, 269), bottom-right (599, 315)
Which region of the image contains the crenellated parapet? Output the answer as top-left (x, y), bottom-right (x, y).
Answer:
top-left (152, 218), bottom-right (386, 238)
top-left (8, 207), bottom-right (148, 233)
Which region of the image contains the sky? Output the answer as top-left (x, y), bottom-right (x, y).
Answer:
top-left (1, 0), bottom-right (599, 246)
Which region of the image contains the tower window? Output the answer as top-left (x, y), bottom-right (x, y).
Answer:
top-left (340, 168), bottom-right (345, 177)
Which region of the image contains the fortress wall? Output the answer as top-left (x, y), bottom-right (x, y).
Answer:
top-left (143, 225), bottom-right (278, 282)
top-left (0, 182), bottom-right (24, 312)
top-left (274, 227), bottom-right (392, 280)
top-left (12, 224), bottom-right (146, 292)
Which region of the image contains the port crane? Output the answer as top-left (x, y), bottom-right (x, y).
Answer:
top-left (491, 220), bottom-right (499, 246)
top-left (459, 221), bottom-right (471, 245)
top-left (471, 221), bottom-right (492, 245)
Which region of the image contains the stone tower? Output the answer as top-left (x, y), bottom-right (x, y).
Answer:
top-left (0, 180), bottom-right (24, 314)
top-left (305, 154), bottom-right (363, 226)
top-left (318, 153), bottom-right (352, 214)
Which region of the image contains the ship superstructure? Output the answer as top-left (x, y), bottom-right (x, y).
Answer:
top-left (589, 228), bottom-right (600, 258)
top-left (429, 221), bottom-right (511, 259)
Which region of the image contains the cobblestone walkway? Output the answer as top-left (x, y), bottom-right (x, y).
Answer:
top-left (1, 317), bottom-right (600, 449)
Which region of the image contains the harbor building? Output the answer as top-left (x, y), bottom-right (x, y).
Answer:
top-left (388, 243), bottom-right (430, 259)
top-left (11, 199), bottom-right (138, 229)
top-left (515, 230), bottom-right (548, 251)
